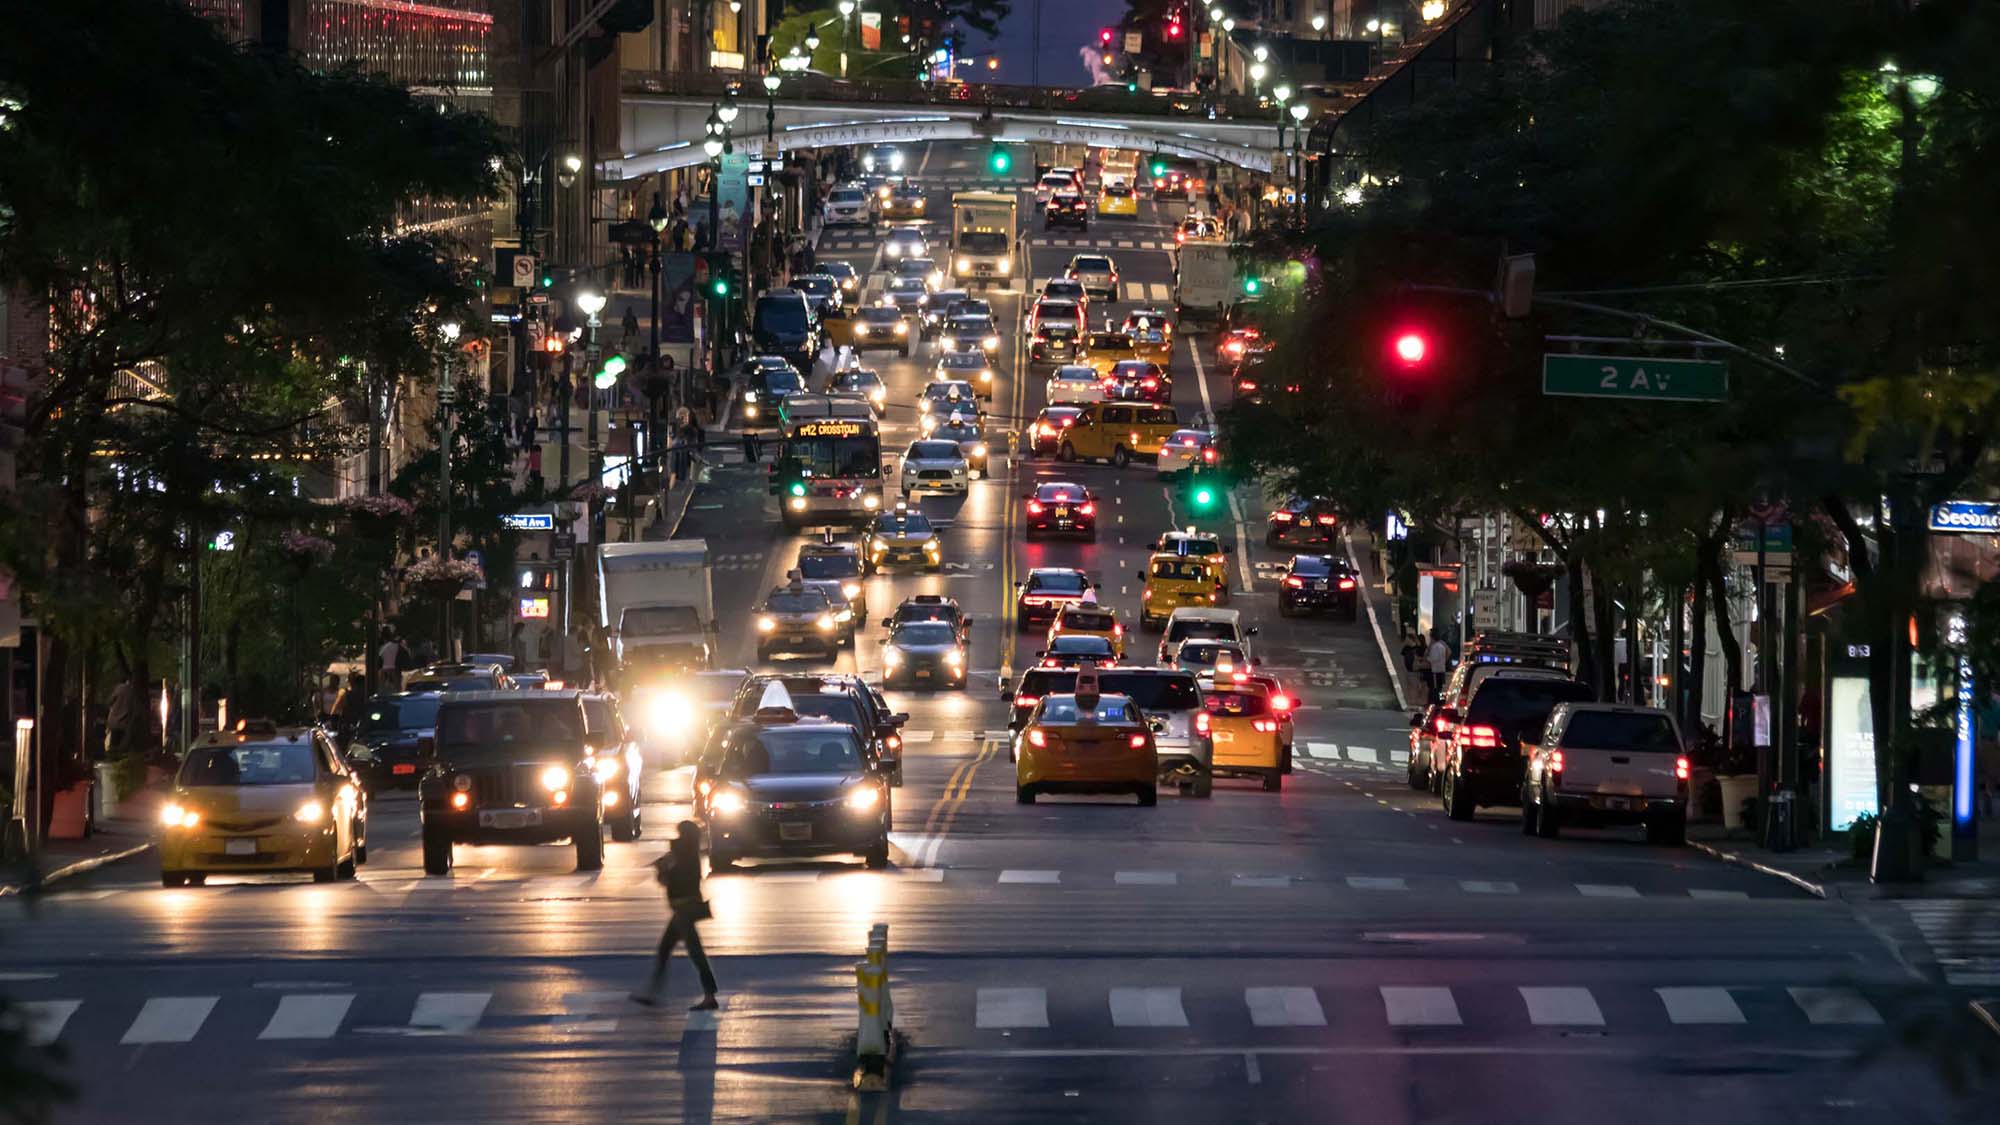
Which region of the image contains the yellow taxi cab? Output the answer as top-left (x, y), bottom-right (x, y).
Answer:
top-left (1151, 528), bottom-right (1230, 578)
top-left (1137, 551), bottom-right (1229, 630)
top-left (1127, 325), bottom-right (1172, 366)
top-left (158, 720), bottom-right (369, 886)
top-left (1015, 665), bottom-right (1158, 805)
top-left (1080, 330), bottom-right (1138, 377)
top-left (1198, 675), bottom-right (1284, 791)
top-left (1046, 602), bottom-right (1126, 660)
top-left (1096, 180), bottom-right (1139, 218)
top-left (1053, 401), bottom-right (1182, 466)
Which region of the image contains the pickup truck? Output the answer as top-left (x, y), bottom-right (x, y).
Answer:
top-left (1520, 703), bottom-right (1689, 845)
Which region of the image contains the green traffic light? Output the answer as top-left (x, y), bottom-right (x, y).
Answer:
top-left (712, 277), bottom-right (730, 297)
top-left (989, 145), bottom-right (1011, 174)
top-left (1243, 277), bottom-right (1261, 295)
top-left (1192, 485), bottom-right (1216, 509)
top-left (1150, 160), bottom-right (1166, 177)
top-left (789, 482), bottom-right (807, 497)
top-left (593, 353), bottom-right (628, 389)
top-left (538, 272), bottom-right (554, 289)
top-left (1126, 82), bottom-right (1137, 92)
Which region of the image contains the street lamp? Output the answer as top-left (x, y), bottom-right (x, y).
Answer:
top-left (805, 31), bottom-right (821, 51)
top-left (1249, 59), bottom-right (1266, 93)
top-left (1311, 13), bottom-right (1326, 35)
top-left (838, 0), bottom-right (856, 79)
top-left (557, 152), bottom-right (582, 189)
top-left (1253, 43), bottom-right (1269, 63)
top-left (435, 318), bottom-right (463, 650)
top-left (1289, 101), bottom-right (1310, 218)
top-left (718, 89), bottom-right (740, 127)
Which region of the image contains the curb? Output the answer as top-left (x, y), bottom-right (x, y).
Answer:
top-left (1341, 529), bottom-right (1409, 712)
top-left (0, 841), bottom-right (153, 897)
top-left (1688, 838), bottom-right (1831, 899)
top-left (1972, 999), bottom-right (2000, 1040)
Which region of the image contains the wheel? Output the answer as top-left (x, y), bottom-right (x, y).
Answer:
top-left (611, 813), bottom-right (638, 842)
top-left (161, 872), bottom-right (186, 887)
top-left (708, 849), bottom-right (736, 872)
top-left (1113, 445), bottom-right (1131, 468)
top-left (575, 819), bottom-right (605, 871)
top-left (1647, 815), bottom-right (1685, 846)
top-left (1444, 773), bottom-right (1474, 821)
top-left (1016, 785), bottom-right (1036, 804)
top-left (421, 823), bottom-right (453, 874)
top-left (1137, 785), bottom-right (1158, 807)
top-left (1262, 770), bottom-right (1283, 793)
top-left (755, 645), bottom-right (771, 662)
top-left (1057, 441), bottom-right (1077, 462)
top-left (354, 842), bottom-right (367, 865)
top-left (890, 766), bottom-right (904, 788)
top-left (1278, 600), bottom-right (1296, 618)
top-left (337, 854), bottom-right (358, 880)
top-left (1521, 791), bottom-right (1540, 835)
top-left (1408, 759), bottom-right (1426, 790)
top-left (1282, 744), bottom-right (1293, 775)
top-left (1192, 770), bottom-right (1214, 799)
top-left (864, 838), bottom-right (890, 869)
top-left (313, 862), bottom-right (338, 884)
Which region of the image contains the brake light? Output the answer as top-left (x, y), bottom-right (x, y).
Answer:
top-left (1182, 437), bottom-right (1197, 447)
top-left (1270, 694), bottom-right (1292, 712)
top-left (885, 734), bottom-right (902, 751)
top-left (1027, 500), bottom-right (1044, 514)
top-left (1112, 623), bottom-right (1123, 637)
top-left (1548, 749), bottom-right (1564, 773)
top-left (1337, 578), bottom-right (1357, 590)
top-left (1014, 694), bottom-right (1039, 709)
top-left (1128, 733), bottom-right (1147, 749)
top-left (1079, 502), bottom-right (1095, 515)
top-left (1142, 378), bottom-right (1158, 389)
top-left (1224, 341), bottom-right (1245, 357)
top-left (1463, 724), bottom-right (1501, 749)
top-left (1027, 729), bottom-right (1047, 747)
top-left (1272, 512), bottom-right (1294, 522)
top-left (1174, 230), bottom-right (1186, 244)
top-left (1194, 711), bottom-right (1211, 735)
top-left (1203, 449), bottom-right (1217, 463)
top-left (1675, 755), bottom-right (1690, 781)
top-left (1433, 715), bottom-right (1455, 735)
top-left (1284, 576), bottom-right (1305, 588)
top-left (1253, 719), bottom-right (1279, 733)
top-left (1317, 516), bottom-right (1338, 526)
top-left (1238, 380), bottom-right (1258, 393)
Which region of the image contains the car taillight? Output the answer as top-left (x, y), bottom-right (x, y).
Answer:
top-left (1194, 712), bottom-right (1211, 735)
top-left (1238, 380), bottom-right (1257, 393)
top-left (1202, 449), bottom-right (1217, 463)
top-left (1224, 341), bottom-right (1245, 357)
top-left (1143, 378), bottom-right (1158, 389)
top-left (1675, 755), bottom-right (1690, 781)
top-left (1128, 733), bottom-right (1147, 749)
top-left (1038, 424), bottom-right (1055, 437)
top-left (1270, 694), bottom-right (1292, 712)
top-left (1284, 576), bottom-right (1305, 588)
top-left (1463, 724), bottom-right (1501, 750)
top-left (1548, 749), bottom-right (1564, 773)
top-left (1253, 719), bottom-right (1279, 733)
top-left (1337, 578), bottom-right (1357, 590)
top-left (1027, 729), bottom-right (1047, 748)
top-left (1112, 623), bottom-right (1123, 637)
top-left (1080, 502), bottom-right (1096, 515)
top-left (1317, 516), bottom-right (1338, 526)
top-left (1027, 500), bottom-right (1043, 514)
top-left (1014, 694), bottom-right (1039, 709)
top-left (1272, 512), bottom-right (1294, 522)
top-left (1434, 716), bottom-right (1456, 735)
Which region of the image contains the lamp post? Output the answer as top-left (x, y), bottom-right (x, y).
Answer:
top-left (646, 193), bottom-right (669, 486)
top-left (1289, 101), bottom-right (1310, 222)
top-left (702, 107), bottom-right (726, 379)
top-left (1206, 5), bottom-right (1223, 92)
top-left (436, 319), bottom-right (461, 653)
top-left (573, 290), bottom-right (606, 495)
top-left (838, 0), bottom-right (856, 79)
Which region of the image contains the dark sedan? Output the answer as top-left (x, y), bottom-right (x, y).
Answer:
top-left (1279, 554), bottom-right (1360, 620)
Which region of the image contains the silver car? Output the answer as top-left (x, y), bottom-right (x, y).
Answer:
top-left (934, 349), bottom-right (997, 398)
top-left (899, 438), bottom-right (970, 497)
top-left (1066, 254), bottom-right (1119, 301)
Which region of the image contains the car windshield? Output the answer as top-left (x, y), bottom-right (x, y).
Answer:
top-left (1061, 609), bottom-right (1116, 631)
top-left (895, 622), bottom-right (958, 646)
top-left (959, 231), bottom-right (1007, 253)
top-left (797, 553), bottom-right (862, 579)
top-left (1038, 696), bottom-right (1138, 724)
top-left (861, 307), bottom-right (902, 323)
top-left (1167, 537), bottom-right (1224, 555)
top-left (934, 424), bottom-right (979, 442)
top-left (1105, 184), bottom-right (1131, 197)
top-left (950, 316), bottom-right (990, 330)
top-left (908, 441), bottom-right (962, 460)
top-left (941, 355), bottom-right (986, 370)
top-left (834, 372), bottom-right (881, 391)
top-left (437, 701), bottom-right (583, 753)
top-left (1177, 643), bottom-right (1243, 667)
top-left (1041, 174), bottom-right (1071, 188)
top-left (620, 605), bottom-right (702, 634)
top-left (1074, 257), bottom-right (1112, 271)
top-left (889, 231), bottom-right (924, 246)
top-left (1044, 282), bottom-right (1084, 297)
top-left (1466, 680), bottom-right (1597, 727)
top-left (825, 263), bottom-right (856, 279)
top-left (1036, 485), bottom-right (1086, 502)
top-left (1028, 572), bottom-right (1087, 594)
top-left (1151, 559), bottom-right (1212, 581)
top-left (831, 188), bottom-right (865, 203)
top-left (766, 591), bottom-right (830, 613)
top-left (359, 698), bottom-right (439, 732)
top-left (889, 279), bottom-right (926, 294)
top-left (755, 295), bottom-right (809, 334)
top-left (180, 743), bottom-right (317, 786)
top-left (1166, 618), bottom-right (1231, 642)
top-left (1562, 711), bottom-right (1681, 753)
top-left (757, 368), bottom-right (804, 393)
top-left (1051, 636), bottom-right (1113, 655)
top-left (875, 513), bottom-right (934, 535)
top-left (786, 691), bottom-right (866, 729)
top-left (795, 276), bottom-right (833, 296)
top-left (926, 383), bottom-right (973, 401)
top-left (725, 727), bottom-right (864, 776)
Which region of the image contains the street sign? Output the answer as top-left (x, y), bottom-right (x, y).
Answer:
top-left (609, 220), bottom-right (654, 246)
top-left (502, 512), bottom-right (555, 531)
top-left (1541, 354), bottom-right (1728, 403)
top-left (552, 531), bottom-right (575, 560)
top-left (1927, 499), bottom-right (2000, 534)
top-left (1731, 521), bottom-right (1792, 567)
top-left (1123, 31), bottom-right (1143, 53)
top-left (464, 549), bottom-right (486, 590)
top-left (511, 255), bottom-right (538, 289)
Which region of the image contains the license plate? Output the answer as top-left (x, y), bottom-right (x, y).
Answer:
top-left (224, 838), bottom-right (256, 856)
top-left (1055, 507), bottom-right (1070, 517)
top-left (392, 763), bottom-right (416, 775)
top-left (916, 670), bottom-right (932, 679)
top-left (1604, 797), bottom-right (1631, 811)
top-left (480, 809), bottom-right (541, 829)
top-left (779, 822), bottom-right (813, 842)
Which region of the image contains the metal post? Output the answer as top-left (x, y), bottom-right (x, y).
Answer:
top-left (437, 369), bottom-right (456, 656)
top-left (556, 352), bottom-right (572, 674)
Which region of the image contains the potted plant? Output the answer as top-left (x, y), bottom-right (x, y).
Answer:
top-left (405, 554), bottom-right (483, 602)
top-left (1713, 738), bottom-right (1759, 831)
top-left (1500, 558), bottom-right (1564, 600)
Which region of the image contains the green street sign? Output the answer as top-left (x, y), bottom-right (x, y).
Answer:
top-left (1541, 354), bottom-right (1728, 403)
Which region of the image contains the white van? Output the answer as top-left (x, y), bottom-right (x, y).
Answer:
top-left (1155, 607), bottom-right (1256, 665)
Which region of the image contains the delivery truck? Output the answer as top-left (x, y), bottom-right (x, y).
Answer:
top-left (1173, 240), bottom-right (1238, 325)
top-left (950, 190), bottom-right (1017, 289)
top-left (597, 540), bottom-right (717, 678)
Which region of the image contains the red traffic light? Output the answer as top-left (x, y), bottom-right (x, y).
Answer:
top-left (1391, 331), bottom-right (1428, 367)
top-left (1169, 23), bottom-right (1183, 38)
top-left (1100, 27), bottom-right (1114, 45)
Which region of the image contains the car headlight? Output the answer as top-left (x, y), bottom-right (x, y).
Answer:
top-left (837, 609), bottom-right (854, 623)
top-left (592, 754), bottom-right (622, 780)
top-left (894, 322), bottom-right (908, 335)
top-left (930, 271), bottom-right (945, 288)
top-left (758, 616), bottom-right (777, 633)
top-left (957, 256), bottom-right (971, 272)
top-left (882, 647), bottom-right (902, 666)
top-left (711, 788), bottom-right (748, 815)
top-left (846, 786), bottom-right (882, 812)
top-left (971, 443), bottom-right (988, 458)
top-left (293, 800), bottom-right (326, 825)
top-left (743, 390), bottom-right (757, 401)
top-left (842, 582), bottom-right (862, 600)
top-left (923, 540), bottom-right (940, 554)
top-left (789, 496), bottom-right (808, 511)
top-left (999, 257), bottom-right (1012, 273)
top-left (983, 335), bottom-right (1000, 351)
top-left (863, 494), bottom-right (881, 509)
top-left (870, 387), bottom-right (886, 402)
top-left (945, 649), bottom-right (964, 667)
top-left (918, 399), bottom-right (931, 412)
top-left (817, 615), bottom-right (835, 631)
top-left (540, 765), bottom-right (570, 792)
top-left (160, 802), bottom-right (200, 829)
top-left (645, 692), bottom-right (689, 735)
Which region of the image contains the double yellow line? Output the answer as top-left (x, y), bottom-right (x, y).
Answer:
top-left (914, 736), bottom-right (1000, 867)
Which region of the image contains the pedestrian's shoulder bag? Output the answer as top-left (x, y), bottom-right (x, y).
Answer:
top-left (671, 895), bottom-right (713, 922)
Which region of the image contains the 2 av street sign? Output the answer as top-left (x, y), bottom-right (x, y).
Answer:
top-left (1541, 354), bottom-right (1728, 403)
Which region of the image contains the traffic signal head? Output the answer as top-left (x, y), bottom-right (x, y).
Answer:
top-left (1191, 481), bottom-right (1218, 511)
top-left (541, 334), bottom-right (566, 356)
top-left (1101, 27), bottom-right (1114, 45)
top-left (989, 144), bottom-right (1011, 174)
top-left (1150, 159), bottom-right (1167, 177)
top-left (593, 353), bottom-right (628, 390)
top-left (712, 275), bottom-right (731, 298)
top-left (1168, 21), bottom-right (1183, 38)
top-left (1391, 329), bottom-right (1429, 367)
top-left (1242, 277), bottom-right (1261, 295)
top-left (538, 269), bottom-right (554, 289)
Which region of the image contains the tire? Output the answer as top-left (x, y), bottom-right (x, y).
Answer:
top-left (313, 862), bottom-right (338, 884)
top-left (161, 872), bottom-right (186, 888)
top-left (337, 855), bottom-right (358, 880)
top-left (1520, 792), bottom-right (1539, 835)
top-left (354, 841), bottom-right (368, 865)
top-left (890, 766), bottom-right (905, 788)
top-left (611, 813), bottom-right (638, 842)
top-left (1016, 785), bottom-right (1036, 804)
top-left (864, 838), bottom-right (890, 869)
top-left (1647, 815), bottom-right (1685, 847)
top-left (1278, 600), bottom-right (1295, 618)
top-left (575, 819), bottom-right (605, 871)
top-left (1113, 445), bottom-right (1131, 468)
top-left (1282, 744), bottom-right (1293, 775)
top-left (1192, 770), bottom-right (1214, 799)
top-left (1057, 441), bottom-right (1077, 462)
top-left (421, 824), bottom-right (453, 875)
top-left (1535, 794), bottom-right (1561, 838)
top-left (1262, 770), bottom-right (1283, 793)
top-left (1136, 785), bottom-right (1158, 807)
top-left (1409, 758), bottom-right (1427, 790)
top-left (1443, 773), bottom-right (1475, 821)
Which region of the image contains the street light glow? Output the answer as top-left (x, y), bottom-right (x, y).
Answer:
top-left (702, 135), bottom-right (724, 158)
top-left (1253, 44), bottom-right (1269, 62)
top-left (1290, 102), bottom-right (1310, 122)
top-left (1273, 84), bottom-right (1293, 103)
top-left (763, 72), bottom-right (781, 93)
top-left (1249, 61), bottom-right (1267, 83)
top-left (1394, 331), bottom-right (1428, 365)
top-left (1312, 14), bottom-right (1327, 31)
top-left (439, 320), bottom-right (461, 342)
top-left (1209, 5), bottom-right (1222, 19)
top-left (573, 291), bottom-right (605, 318)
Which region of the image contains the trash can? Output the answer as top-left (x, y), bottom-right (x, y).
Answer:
top-left (94, 761), bottom-right (121, 824)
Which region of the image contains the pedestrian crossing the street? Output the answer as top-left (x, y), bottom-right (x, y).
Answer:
top-left (1902, 899), bottom-right (2000, 986)
top-left (9, 980), bottom-right (1891, 1048)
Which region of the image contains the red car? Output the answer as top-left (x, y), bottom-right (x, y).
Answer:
top-left (1014, 568), bottom-right (1096, 631)
top-left (1026, 406), bottom-right (1083, 457)
top-left (1024, 481), bottom-right (1098, 542)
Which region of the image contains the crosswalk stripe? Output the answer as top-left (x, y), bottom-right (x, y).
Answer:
top-left (1245, 987), bottom-right (1325, 1027)
top-left (1787, 987), bottom-right (1881, 1025)
top-left (900, 730), bottom-right (934, 744)
top-left (121, 996), bottom-right (218, 1044)
top-left (1575, 883), bottom-right (1641, 898)
top-left (1520, 987), bottom-right (1604, 1026)
top-left (1303, 741), bottom-right (1342, 759)
top-left (1656, 987), bottom-right (1745, 1024)
top-left (1114, 870), bottom-right (1177, 886)
top-left (1460, 880), bottom-right (1519, 894)
top-left (976, 987), bottom-right (1049, 1029)
top-left (14, 1000), bottom-right (80, 1046)
top-left (1109, 987), bottom-right (1188, 1027)
top-left (1347, 876), bottom-right (1407, 891)
top-left (998, 869), bottom-right (1060, 884)
top-left (1688, 889), bottom-right (1749, 900)
top-left (556, 991), bottom-right (626, 1033)
top-left (1380, 986), bottom-right (1462, 1027)
top-left (1232, 875), bottom-right (1291, 888)
top-left (410, 992), bottom-right (491, 1034)
top-left (258, 993), bottom-right (354, 1040)
top-left (1346, 745), bottom-right (1380, 764)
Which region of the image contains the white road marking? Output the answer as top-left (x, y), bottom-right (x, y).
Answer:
top-left (1114, 870), bottom-right (1177, 885)
top-left (1304, 741), bottom-right (1342, 759)
top-left (1185, 345), bottom-right (1256, 593)
top-left (1656, 987), bottom-right (1746, 1025)
top-left (556, 990), bottom-right (626, 1033)
top-left (1245, 987), bottom-right (1326, 1027)
top-left (14, 1000), bottom-right (80, 1046)
top-left (1460, 880), bottom-right (1519, 894)
top-left (121, 997), bottom-right (219, 1044)
top-left (1244, 1051), bottom-right (1262, 1084)
top-left (1575, 883), bottom-right (1641, 898)
top-left (977, 987), bottom-right (1049, 1028)
top-left (1231, 875), bottom-right (1292, 888)
top-left (1688, 889), bottom-right (1750, 900)
top-left (259, 994), bottom-right (354, 1040)
top-left (999, 869), bottom-right (1060, 884)
top-left (409, 991), bottom-right (491, 1034)
top-left (1346, 745), bottom-right (1380, 764)
top-left (1347, 876), bottom-right (1407, 892)
top-left (1787, 987), bottom-right (1882, 1025)
top-left (1343, 526), bottom-right (1410, 711)
top-left (1380, 986), bottom-right (1462, 1027)
top-left (900, 730), bottom-right (934, 744)
top-left (686, 1008), bottom-right (722, 1031)
top-left (1109, 987), bottom-right (1188, 1027)
top-left (1519, 987), bottom-right (1604, 1026)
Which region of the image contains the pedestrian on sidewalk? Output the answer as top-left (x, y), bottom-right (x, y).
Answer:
top-left (621, 306), bottom-right (640, 350)
top-left (632, 820), bottom-right (720, 1010)
top-left (379, 627), bottom-right (406, 692)
top-left (1400, 634), bottom-right (1419, 673)
top-left (1425, 633), bottom-right (1450, 701)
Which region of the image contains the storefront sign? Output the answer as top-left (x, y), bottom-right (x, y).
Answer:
top-left (1927, 499), bottom-right (2000, 534)
top-left (1826, 674), bottom-right (1878, 832)
top-left (518, 596), bottom-right (551, 620)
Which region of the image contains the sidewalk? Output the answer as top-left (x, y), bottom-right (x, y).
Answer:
top-left (1688, 822), bottom-right (2000, 900)
top-left (1342, 528), bottom-right (1424, 713)
top-left (0, 786), bottom-right (162, 896)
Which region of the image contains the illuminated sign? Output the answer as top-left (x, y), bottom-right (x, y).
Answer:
top-left (502, 513), bottom-right (555, 531)
top-left (793, 420), bottom-right (871, 438)
top-left (1927, 500), bottom-right (2000, 534)
top-left (518, 596), bottom-right (552, 620)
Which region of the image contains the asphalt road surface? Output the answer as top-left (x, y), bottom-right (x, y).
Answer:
top-left (2, 142), bottom-right (1985, 1125)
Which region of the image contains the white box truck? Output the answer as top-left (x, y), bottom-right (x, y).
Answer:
top-left (950, 190), bottom-right (1017, 289)
top-left (1174, 241), bottom-right (1238, 325)
top-left (597, 540), bottom-right (717, 676)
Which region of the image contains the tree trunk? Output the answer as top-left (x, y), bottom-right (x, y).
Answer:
top-left (1688, 543), bottom-right (1711, 734)
top-left (1591, 566), bottom-right (1618, 702)
top-left (1566, 552), bottom-right (1592, 693)
top-left (1705, 549), bottom-right (1743, 725)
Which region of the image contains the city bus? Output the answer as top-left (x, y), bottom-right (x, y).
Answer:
top-left (771, 416), bottom-right (885, 530)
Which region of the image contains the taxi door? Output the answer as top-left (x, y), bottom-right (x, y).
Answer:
top-left (1116, 405), bottom-right (1183, 458)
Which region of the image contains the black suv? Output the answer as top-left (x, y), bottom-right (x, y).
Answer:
top-left (345, 691), bottom-right (441, 790)
top-left (1279, 554), bottom-right (1360, 620)
top-left (884, 594), bottom-right (971, 644)
top-left (421, 691), bottom-right (607, 874)
top-left (1438, 675), bottom-right (1596, 821)
top-left (751, 288), bottom-right (822, 375)
top-left (694, 701), bottom-right (892, 870)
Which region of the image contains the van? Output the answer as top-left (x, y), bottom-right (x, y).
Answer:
top-left (1056, 401), bottom-right (1181, 466)
top-left (1154, 607), bottom-right (1254, 660)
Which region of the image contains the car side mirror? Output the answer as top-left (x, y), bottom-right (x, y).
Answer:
top-left (1035, 650), bottom-right (1047, 658)
top-left (1135, 571), bottom-right (1145, 581)
top-left (890, 713), bottom-right (910, 727)
top-left (880, 617), bottom-right (894, 628)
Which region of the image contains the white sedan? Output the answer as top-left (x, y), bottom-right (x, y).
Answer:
top-left (1155, 428), bottom-right (1219, 478)
top-left (1045, 365), bottom-right (1107, 405)
top-left (900, 438), bottom-right (971, 497)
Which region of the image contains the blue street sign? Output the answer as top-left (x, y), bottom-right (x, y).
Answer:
top-left (1927, 499), bottom-right (2000, 534)
top-left (502, 513), bottom-right (556, 531)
